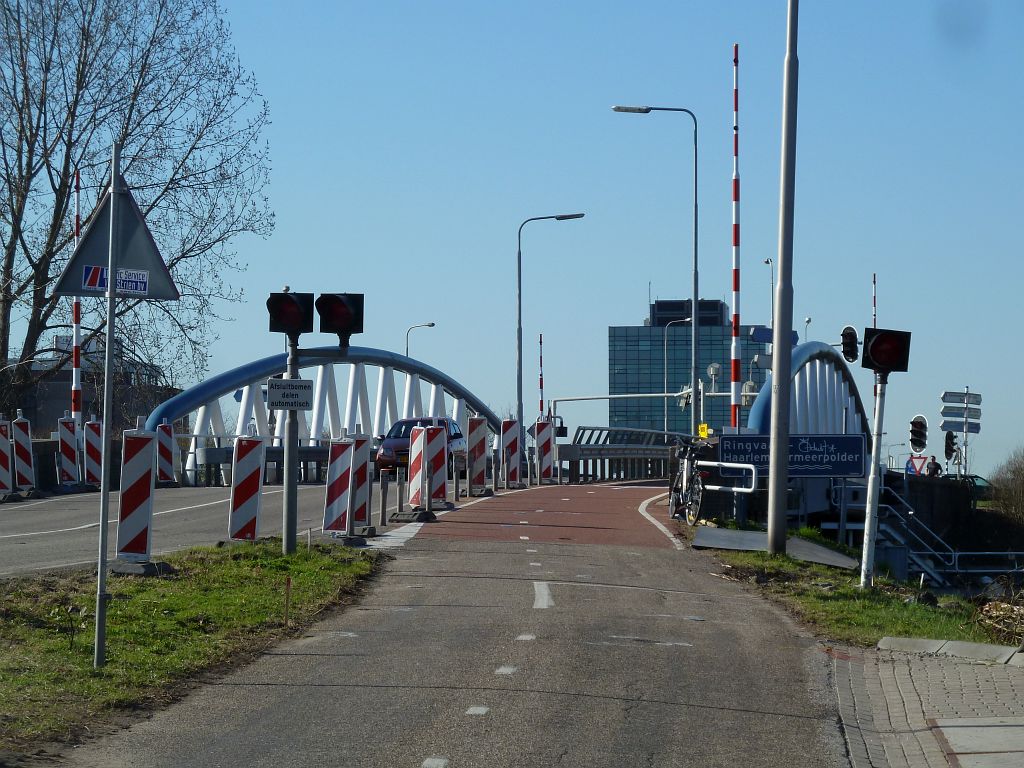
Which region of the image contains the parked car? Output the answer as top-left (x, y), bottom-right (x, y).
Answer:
top-left (375, 417), bottom-right (467, 475)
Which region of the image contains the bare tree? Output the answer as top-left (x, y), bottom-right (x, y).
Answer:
top-left (992, 447), bottom-right (1024, 526)
top-left (0, 0), bottom-right (272, 417)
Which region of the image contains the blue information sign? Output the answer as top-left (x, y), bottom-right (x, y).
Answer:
top-left (719, 434), bottom-right (866, 478)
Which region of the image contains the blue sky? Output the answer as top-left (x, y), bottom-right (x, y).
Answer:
top-left (209, 0), bottom-right (1022, 476)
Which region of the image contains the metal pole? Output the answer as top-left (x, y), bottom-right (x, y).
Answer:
top-left (767, 0), bottom-right (800, 555)
top-left (662, 318), bottom-right (686, 438)
top-left (689, 115), bottom-right (699, 438)
top-left (860, 374), bottom-right (887, 588)
top-left (93, 140), bottom-right (121, 668)
top-left (379, 470), bottom-right (389, 527)
top-left (282, 337), bottom-right (299, 554)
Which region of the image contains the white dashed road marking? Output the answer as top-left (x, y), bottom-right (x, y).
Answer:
top-left (517, 633), bottom-right (536, 641)
top-left (466, 706), bottom-right (489, 715)
top-left (533, 581), bottom-right (554, 609)
top-left (422, 759), bottom-right (448, 768)
top-left (495, 665), bottom-right (517, 675)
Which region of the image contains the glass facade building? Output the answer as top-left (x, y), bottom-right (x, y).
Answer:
top-left (608, 299), bottom-right (770, 435)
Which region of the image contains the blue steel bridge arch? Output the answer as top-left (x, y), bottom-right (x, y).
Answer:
top-left (745, 342), bottom-right (871, 437)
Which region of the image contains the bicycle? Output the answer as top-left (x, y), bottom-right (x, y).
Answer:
top-left (668, 439), bottom-right (712, 526)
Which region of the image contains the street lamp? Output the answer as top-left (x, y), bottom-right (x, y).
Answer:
top-left (405, 322), bottom-right (435, 358)
top-left (764, 257), bottom-right (775, 326)
top-left (804, 316), bottom-right (812, 341)
top-left (613, 104), bottom-right (699, 435)
top-left (517, 213), bottom-right (585, 452)
top-left (662, 317), bottom-right (690, 437)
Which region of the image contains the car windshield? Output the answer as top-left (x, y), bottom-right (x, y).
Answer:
top-left (385, 419), bottom-right (442, 440)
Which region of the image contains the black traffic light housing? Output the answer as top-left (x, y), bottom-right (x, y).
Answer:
top-left (861, 327), bottom-right (911, 377)
top-left (909, 415), bottom-right (928, 454)
top-left (315, 293), bottom-right (364, 348)
top-left (266, 291), bottom-right (314, 341)
top-left (840, 325), bottom-right (859, 363)
top-left (944, 431), bottom-right (958, 461)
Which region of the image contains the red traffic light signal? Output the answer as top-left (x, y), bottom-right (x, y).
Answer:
top-left (944, 431), bottom-right (957, 461)
top-left (861, 327), bottom-right (911, 375)
top-left (266, 292), bottom-right (313, 339)
top-left (315, 293), bottom-right (364, 344)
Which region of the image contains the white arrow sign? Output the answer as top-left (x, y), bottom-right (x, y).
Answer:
top-left (940, 405), bottom-right (981, 420)
top-left (941, 391), bottom-right (982, 406)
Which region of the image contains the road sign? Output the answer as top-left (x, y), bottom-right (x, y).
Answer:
top-left (53, 174), bottom-right (179, 300)
top-left (267, 378), bottom-right (314, 410)
top-left (940, 419), bottom-right (981, 435)
top-left (905, 455), bottom-right (928, 475)
top-left (941, 391), bottom-right (982, 405)
top-left (749, 326), bottom-right (799, 346)
top-left (719, 434), bottom-right (866, 478)
top-left (939, 405), bottom-right (981, 420)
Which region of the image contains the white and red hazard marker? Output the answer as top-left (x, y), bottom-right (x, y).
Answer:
top-left (155, 422), bottom-right (176, 484)
top-left (57, 416), bottom-right (80, 485)
top-left (323, 439), bottom-right (354, 533)
top-left (424, 425), bottom-right (447, 504)
top-left (535, 418), bottom-right (553, 482)
top-left (407, 425), bottom-right (427, 508)
top-left (71, 169), bottom-right (82, 433)
top-left (115, 431), bottom-right (157, 562)
top-left (12, 414), bottom-right (35, 490)
top-left (350, 435), bottom-right (372, 528)
top-left (467, 416), bottom-right (488, 495)
top-left (228, 436), bottom-right (265, 541)
top-left (500, 419), bottom-right (520, 486)
top-left (729, 42), bottom-right (743, 429)
top-left (84, 419), bottom-right (102, 485)
top-left (0, 420), bottom-right (13, 495)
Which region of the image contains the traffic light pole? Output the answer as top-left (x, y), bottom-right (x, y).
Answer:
top-left (283, 337), bottom-right (299, 555)
top-left (859, 372), bottom-right (888, 589)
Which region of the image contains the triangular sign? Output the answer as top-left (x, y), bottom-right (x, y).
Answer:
top-left (53, 175), bottom-right (179, 301)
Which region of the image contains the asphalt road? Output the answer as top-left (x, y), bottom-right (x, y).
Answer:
top-left (0, 481), bottom-right (402, 577)
top-left (42, 484), bottom-right (850, 767)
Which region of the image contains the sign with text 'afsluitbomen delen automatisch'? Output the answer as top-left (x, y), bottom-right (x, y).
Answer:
top-left (718, 434), bottom-right (866, 478)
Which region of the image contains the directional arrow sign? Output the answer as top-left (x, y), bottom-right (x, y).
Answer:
top-left (940, 419), bottom-right (981, 434)
top-left (940, 405), bottom-right (981, 420)
top-left (941, 391), bottom-right (982, 406)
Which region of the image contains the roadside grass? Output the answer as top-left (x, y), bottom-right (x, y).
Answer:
top-left (711, 547), bottom-right (996, 647)
top-left (0, 540), bottom-right (382, 752)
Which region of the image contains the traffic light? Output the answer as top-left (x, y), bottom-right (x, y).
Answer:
top-left (840, 325), bottom-right (859, 363)
top-left (266, 291), bottom-right (313, 341)
top-left (944, 431), bottom-right (958, 461)
top-left (861, 327), bottom-right (911, 375)
top-left (909, 415), bottom-right (928, 454)
top-left (315, 293), bottom-right (364, 347)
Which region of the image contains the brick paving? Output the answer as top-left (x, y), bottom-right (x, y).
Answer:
top-left (832, 646), bottom-right (1024, 767)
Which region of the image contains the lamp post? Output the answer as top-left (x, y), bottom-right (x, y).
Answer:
top-left (613, 104), bottom-right (699, 435)
top-left (804, 316), bottom-right (812, 341)
top-left (662, 317), bottom-right (690, 437)
top-left (764, 257), bottom-right (775, 325)
top-left (517, 213), bottom-right (585, 452)
top-left (405, 322), bottom-right (435, 358)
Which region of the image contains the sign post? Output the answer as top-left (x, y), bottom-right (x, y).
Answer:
top-left (939, 389), bottom-right (982, 476)
top-left (54, 141), bottom-right (179, 669)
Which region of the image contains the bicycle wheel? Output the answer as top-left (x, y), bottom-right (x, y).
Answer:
top-left (668, 487), bottom-right (682, 519)
top-left (683, 474), bottom-right (704, 526)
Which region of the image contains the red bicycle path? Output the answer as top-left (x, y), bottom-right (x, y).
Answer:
top-left (413, 481), bottom-right (678, 549)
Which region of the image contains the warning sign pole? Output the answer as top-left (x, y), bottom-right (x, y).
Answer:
top-left (93, 140), bottom-right (121, 668)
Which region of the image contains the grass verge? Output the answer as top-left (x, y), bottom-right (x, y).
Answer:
top-left (0, 539), bottom-right (382, 752)
top-left (711, 546), bottom-right (999, 647)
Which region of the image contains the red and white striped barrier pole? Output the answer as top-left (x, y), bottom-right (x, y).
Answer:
top-left (57, 414), bottom-right (80, 485)
top-left (323, 438), bottom-right (354, 534)
top-left (535, 418), bottom-right (553, 483)
top-left (12, 412), bottom-right (35, 492)
top-left (115, 431), bottom-right (157, 562)
top-left (350, 435), bottom-right (373, 532)
top-left (228, 436), bottom-right (265, 541)
top-left (500, 419), bottom-right (520, 488)
top-left (155, 422), bottom-right (176, 485)
top-left (424, 425), bottom-right (447, 508)
top-left (72, 169), bottom-right (82, 435)
top-left (467, 416), bottom-right (489, 496)
top-left (408, 426), bottom-right (427, 509)
top-left (84, 419), bottom-right (102, 485)
top-left (0, 419), bottom-right (13, 497)
top-left (729, 42), bottom-right (743, 429)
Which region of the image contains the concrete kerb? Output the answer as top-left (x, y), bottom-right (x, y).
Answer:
top-left (878, 636), bottom-right (1023, 665)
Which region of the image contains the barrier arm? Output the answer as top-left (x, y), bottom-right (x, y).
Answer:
top-left (698, 460), bottom-right (757, 494)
